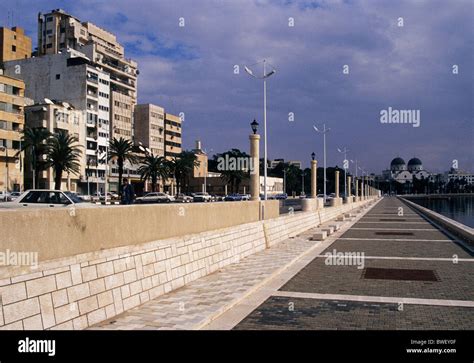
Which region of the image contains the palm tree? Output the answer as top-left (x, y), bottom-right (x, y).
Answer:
top-left (169, 151), bottom-right (199, 193)
top-left (17, 127), bottom-right (51, 188)
top-left (214, 149), bottom-right (250, 193)
top-left (45, 130), bottom-right (82, 190)
top-left (137, 155), bottom-right (169, 192)
top-left (108, 137), bottom-right (138, 195)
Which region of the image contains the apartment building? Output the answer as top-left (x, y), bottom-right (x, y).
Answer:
top-left (0, 26), bottom-right (32, 63)
top-left (0, 71), bottom-right (26, 192)
top-left (24, 100), bottom-right (85, 191)
top-left (134, 104), bottom-right (165, 157)
top-left (3, 50), bottom-right (111, 194)
top-left (37, 9), bottom-right (138, 141)
top-left (164, 112), bottom-right (182, 159)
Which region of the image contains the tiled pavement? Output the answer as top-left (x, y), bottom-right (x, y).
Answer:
top-left (233, 197), bottom-right (474, 330)
top-left (91, 197), bottom-right (474, 330)
top-left (90, 229), bottom-right (325, 330)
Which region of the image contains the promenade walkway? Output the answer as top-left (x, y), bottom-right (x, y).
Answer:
top-left (90, 200), bottom-right (374, 330)
top-left (91, 197), bottom-right (473, 330)
top-left (229, 197), bottom-right (474, 329)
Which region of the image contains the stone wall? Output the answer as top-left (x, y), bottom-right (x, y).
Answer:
top-left (0, 197), bottom-right (378, 330)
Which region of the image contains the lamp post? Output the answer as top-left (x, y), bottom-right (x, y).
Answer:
top-left (0, 146), bottom-right (9, 201)
top-left (249, 119), bottom-right (260, 201)
top-left (244, 60), bottom-right (276, 201)
top-left (313, 124), bottom-right (330, 203)
top-left (337, 147), bottom-right (349, 198)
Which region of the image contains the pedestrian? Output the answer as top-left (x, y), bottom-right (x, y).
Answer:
top-left (121, 178), bottom-right (135, 205)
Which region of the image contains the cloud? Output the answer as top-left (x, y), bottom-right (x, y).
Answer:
top-left (1, 0), bottom-right (472, 173)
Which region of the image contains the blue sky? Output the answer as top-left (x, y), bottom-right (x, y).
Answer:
top-left (1, 0), bottom-right (473, 174)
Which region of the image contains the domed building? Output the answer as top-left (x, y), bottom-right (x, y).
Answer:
top-left (390, 157), bottom-right (407, 172)
top-left (383, 156), bottom-right (431, 184)
top-left (407, 158), bottom-right (423, 172)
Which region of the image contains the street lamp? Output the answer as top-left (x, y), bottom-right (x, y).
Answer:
top-left (0, 146), bottom-right (8, 201)
top-left (337, 147), bottom-right (349, 198)
top-left (251, 119), bottom-right (259, 134)
top-left (244, 59), bottom-right (276, 201)
top-left (311, 152), bottom-right (315, 161)
top-left (313, 124), bottom-right (330, 203)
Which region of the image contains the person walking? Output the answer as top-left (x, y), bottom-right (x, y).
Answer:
top-left (121, 178), bottom-right (135, 205)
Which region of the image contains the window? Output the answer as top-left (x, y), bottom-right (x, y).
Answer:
top-left (47, 43), bottom-right (53, 49)
top-left (11, 45), bottom-right (16, 52)
top-left (46, 29), bottom-right (53, 35)
top-left (46, 17), bottom-right (53, 22)
top-left (56, 74), bottom-right (61, 80)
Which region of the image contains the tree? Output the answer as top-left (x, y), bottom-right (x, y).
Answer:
top-left (17, 127), bottom-right (51, 188)
top-left (137, 155), bottom-right (169, 192)
top-left (213, 149), bottom-right (250, 194)
top-left (45, 130), bottom-right (82, 190)
top-left (108, 137), bottom-right (138, 194)
top-left (169, 151), bottom-right (199, 193)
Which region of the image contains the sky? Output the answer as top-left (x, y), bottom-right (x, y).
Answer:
top-left (1, 0), bottom-right (473, 174)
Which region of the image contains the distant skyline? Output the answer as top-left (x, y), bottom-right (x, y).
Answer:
top-left (1, 0), bottom-right (472, 174)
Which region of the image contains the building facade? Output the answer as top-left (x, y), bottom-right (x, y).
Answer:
top-left (164, 112), bottom-right (182, 159)
top-left (134, 104), bottom-right (165, 157)
top-left (24, 101), bottom-right (85, 191)
top-left (0, 26), bottom-right (32, 63)
top-left (37, 9), bottom-right (138, 143)
top-left (0, 71), bottom-right (25, 192)
top-left (4, 50), bottom-right (111, 194)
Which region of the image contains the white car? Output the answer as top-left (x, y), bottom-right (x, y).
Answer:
top-left (193, 192), bottom-right (213, 202)
top-left (0, 191), bottom-right (12, 202)
top-left (135, 192), bottom-right (175, 204)
top-left (175, 193), bottom-right (193, 203)
top-left (0, 190), bottom-right (90, 209)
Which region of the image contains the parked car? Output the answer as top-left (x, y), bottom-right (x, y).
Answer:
top-left (0, 191), bottom-right (12, 202)
top-left (135, 192), bottom-right (175, 204)
top-left (98, 192), bottom-right (119, 201)
top-left (175, 193), bottom-right (193, 203)
top-left (299, 193), bottom-right (307, 199)
top-left (275, 193), bottom-right (288, 200)
top-left (224, 193), bottom-right (243, 201)
top-left (9, 191), bottom-right (22, 201)
top-left (193, 192), bottom-right (212, 202)
top-left (259, 194), bottom-right (277, 200)
top-left (0, 190), bottom-right (89, 209)
top-left (211, 194), bottom-right (224, 202)
top-left (240, 194), bottom-right (250, 201)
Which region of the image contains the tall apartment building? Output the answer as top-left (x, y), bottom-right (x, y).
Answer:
top-left (0, 26), bottom-right (32, 63)
top-left (37, 9), bottom-right (138, 142)
top-left (24, 100), bottom-right (85, 191)
top-left (134, 104), bottom-right (165, 157)
top-left (0, 70), bottom-right (26, 192)
top-left (4, 50), bottom-right (111, 194)
top-left (164, 113), bottom-right (182, 159)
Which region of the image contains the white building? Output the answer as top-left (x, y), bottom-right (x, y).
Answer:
top-left (382, 157), bottom-right (431, 184)
top-left (4, 49), bottom-right (111, 194)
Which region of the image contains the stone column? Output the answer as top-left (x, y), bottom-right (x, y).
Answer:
top-left (355, 178), bottom-right (359, 202)
top-left (249, 134), bottom-right (260, 201)
top-left (347, 176), bottom-right (352, 203)
top-left (310, 159), bottom-right (317, 198)
top-left (330, 170), bottom-right (342, 206)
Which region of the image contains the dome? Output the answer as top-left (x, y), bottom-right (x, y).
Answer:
top-left (390, 157), bottom-right (406, 172)
top-left (391, 157), bottom-right (405, 166)
top-left (408, 158), bottom-right (423, 171)
top-left (408, 158), bottom-right (422, 166)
